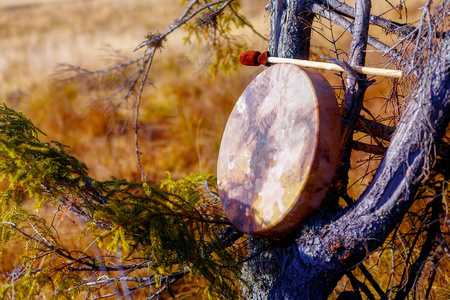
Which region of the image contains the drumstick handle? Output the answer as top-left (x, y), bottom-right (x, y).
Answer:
top-left (267, 57), bottom-right (402, 78)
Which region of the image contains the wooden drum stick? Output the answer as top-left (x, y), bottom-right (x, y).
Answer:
top-left (239, 51), bottom-right (402, 78)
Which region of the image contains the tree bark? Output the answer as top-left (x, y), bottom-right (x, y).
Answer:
top-left (269, 0), bottom-right (314, 59)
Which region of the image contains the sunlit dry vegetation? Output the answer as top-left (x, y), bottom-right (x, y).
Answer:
top-left (0, 0), bottom-right (267, 182)
top-left (1, 0), bottom-right (450, 298)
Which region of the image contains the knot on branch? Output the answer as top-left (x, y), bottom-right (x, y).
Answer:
top-left (144, 33), bottom-right (166, 50)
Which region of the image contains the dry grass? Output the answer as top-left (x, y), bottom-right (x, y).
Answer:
top-left (0, 0), bottom-right (267, 181)
top-left (1, 0), bottom-right (445, 298)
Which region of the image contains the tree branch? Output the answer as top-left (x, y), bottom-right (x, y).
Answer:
top-left (312, 0), bottom-right (416, 37)
top-left (347, 271), bottom-right (375, 300)
top-left (326, 0), bottom-right (372, 205)
top-left (310, 2), bottom-right (404, 63)
top-left (355, 116), bottom-right (395, 141)
top-left (358, 264), bottom-right (387, 299)
top-left (352, 141), bottom-right (386, 155)
top-left (394, 196), bottom-right (442, 300)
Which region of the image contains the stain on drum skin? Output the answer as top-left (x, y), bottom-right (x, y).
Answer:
top-left (217, 64), bottom-right (341, 238)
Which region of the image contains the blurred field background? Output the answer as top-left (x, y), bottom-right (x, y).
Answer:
top-left (0, 0), bottom-right (439, 298)
top-left (0, 0), bottom-right (268, 183)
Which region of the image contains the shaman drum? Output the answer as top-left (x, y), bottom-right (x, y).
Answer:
top-left (217, 64), bottom-right (341, 238)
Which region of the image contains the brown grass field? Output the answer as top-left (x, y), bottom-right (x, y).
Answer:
top-left (1, 0), bottom-right (446, 298)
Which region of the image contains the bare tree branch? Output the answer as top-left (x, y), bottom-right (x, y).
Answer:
top-left (310, 2), bottom-right (404, 63)
top-left (313, 0), bottom-right (417, 37)
top-left (352, 141), bottom-right (386, 155)
top-left (347, 271), bottom-right (375, 300)
top-left (394, 196), bottom-right (442, 299)
top-left (358, 264), bottom-right (388, 299)
top-left (355, 116), bottom-right (395, 141)
top-left (326, 0), bottom-right (372, 205)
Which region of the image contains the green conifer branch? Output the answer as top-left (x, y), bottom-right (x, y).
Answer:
top-left (0, 103), bottom-right (246, 299)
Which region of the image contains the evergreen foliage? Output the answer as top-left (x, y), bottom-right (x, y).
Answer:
top-left (0, 103), bottom-right (246, 299)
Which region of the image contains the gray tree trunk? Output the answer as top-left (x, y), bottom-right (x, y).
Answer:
top-left (245, 0), bottom-right (450, 299)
